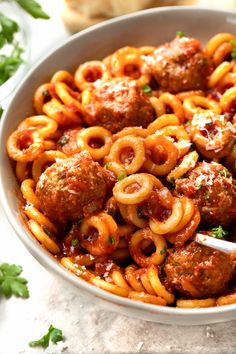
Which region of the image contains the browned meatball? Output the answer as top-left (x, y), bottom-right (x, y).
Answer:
top-left (83, 77), bottom-right (155, 133)
top-left (36, 152), bottom-right (109, 223)
top-left (165, 241), bottom-right (234, 298)
top-left (175, 161), bottom-right (236, 227)
top-left (150, 36), bottom-right (212, 93)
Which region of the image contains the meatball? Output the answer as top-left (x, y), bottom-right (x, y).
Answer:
top-left (165, 241), bottom-right (234, 298)
top-left (150, 36), bottom-right (212, 93)
top-left (83, 77), bottom-right (155, 133)
top-left (175, 161), bottom-right (236, 227)
top-left (36, 152), bottom-right (109, 223)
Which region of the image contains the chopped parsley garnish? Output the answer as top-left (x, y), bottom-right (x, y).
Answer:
top-left (141, 84), bottom-right (152, 94)
top-left (169, 177), bottom-right (176, 190)
top-left (160, 246), bottom-right (167, 255)
top-left (29, 325), bottom-right (63, 349)
top-left (108, 235), bottom-right (115, 245)
top-left (104, 162), bottom-right (112, 169)
top-left (211, 226), bottom-right (228, 239)
top-left (176, 31), bottom-right (186, 38)
top-left (190, 142), bottom-right (196, 151)
top-left (219, 168), bottom-right (228, 177)
top-left (71, 238), bottom-right (79, 247)
top-left (118, 173), bottom-right (126, 181)
top-left (43, 227), bottom-right (54, 238)
top-left (57, 135), bottom-right (69, 146)
top-left (233, 144), bottom-right (236, 156)
top-left (230, 38), bottom-right (236, 47)
top-left (196, 183), bottom-right (203, 190)
top-left (0, 263), bottom-right (29, 298)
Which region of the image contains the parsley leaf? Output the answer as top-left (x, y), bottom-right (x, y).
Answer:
top-left (71, 238), bottom-right (79, 247)
top-left (29, 325), bottom-right (63, 348)
top-left (57, 135), bottom-right (69, 146)
top-left (108, 235), bottom-right (115, 245)
top-left (230, 38), bottom-right (236, 60)
top-left (0, 106), bottom-right (3, 118)
top-left (233, 144), bottom-right (236, 156)
top-left (0, 13), bottom-right (19, 45)
top-left (211, 226), bottom-right (228, 239)
top-left (160, 246), bottom-right (167, 255)
top-left (0, 43), bottom-right (24, 85)
top-left (141, 84), bottom-right (152, 94)
top-left (176, 31), bottom-right (186, 38)
top-left (0, 263), bottom-right (29, 298)
top-left (118, 173), bottom-right (126, 181)
top-left (15, 0), bottom-right (50, 19)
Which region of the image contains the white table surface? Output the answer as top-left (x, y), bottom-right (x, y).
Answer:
top-left (2, 1), bottom-right (236, 353)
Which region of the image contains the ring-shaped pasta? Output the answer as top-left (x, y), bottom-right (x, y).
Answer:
top-left (220, 86), bottom-right (236, 112)
top-left (216, 292), bottom-right (236, 306)
top-left (205, 32), bottom-right (234, 57)
top-left (212, 42), bottom-right (233, 67)
top-left (176, 90), bottom-right (205, 102)
top-left (110, 47), bottom-right (151, 86)
top-left (147, 265), bottom-right (175, 304)
top-left (144, 135), bottom-right (179, 176)
top-left (51, 70), bottom-right (74, 85)
top-left (75, 60), bottom-right (111, 91)
top-left (24, 205), bottom-right (57, 234)
top-left (169, 197), bottom-right (195, 234)
top-left (125, 264), bottom-right (146, 292)
top-left (208, 61), bottom-right (232, 88)
top-left (104, 161), bottom-right (127, 179)
top-left (7, 128), bottom-right (44, 162)
top-left (118, 204), bottom-right (148, 228)
top-left (216, 72), bottom-right (236, 93)
top-left (79, 213), bottom-right (119, 256)
top-left (20, 178), bottom-right (41, 209)
top-left (113, 173), bottom-right (154, 205)
top-left (107, 135), bottom-right (145, 175)
top-left (129, 227), bottom-right (167, 267)
top-left (81, 90), bottom-right (91, 106)
top-left (166, 206), bottom-right (200, 247)
top-left (18, 115), bottom-right (58, 139)
top-left (176, 298), bottom-right (216, 308)
top-left (33, 83), bottom-right (56, 114)
top-left (77, 126), bottom-right (112, 160)
top-left (27, 219), bottom-right (59, 254)
top-left (32, 150), bottom-right (67, 182)
top-left (128, 291), bottom-right (166, 306)
top-left (150, 97), bottom-right (165, 117)
top-left (111, 270), bottom-right (132, 291)
top-left (160, 125), bottom-right (191, 157)
top-left (149, 197), bottom-right (183, 235)
top-left (183, 96), bottom-right (221, 119)
top-left (159, 93), bottom-right (185, 123)
top-left (43, 98), bottom-right (81, 126)
top-left (139, 46), bottom-right (155, 56)
top-left (167, 151), bottom-right (199, 182)
top-left (113, 127), bottom-right (148, 141)
top-left (16, 162), bottom-right (29, 182)
top-left (118, 224), bottom-right (136, 238)
top-left (147, 114), bottom-right (180, 134)
top-left (43, 140), bottom-right (57, 150)
top-left (55, 82), bottom-right (83, 114)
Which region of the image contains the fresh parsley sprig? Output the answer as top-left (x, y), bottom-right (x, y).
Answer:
top-left (0, 13), bottom-right (19, 49)
top-left (29, 325), bottom-right (63, 348)
top-left (0, 42), bottom-right (24, 85)
top-left (15, 0), bottom-right (50, 19)
top-left (0, 263), bottom-right (29, 298)
top-left (211, 226), bottom-right (228, 239)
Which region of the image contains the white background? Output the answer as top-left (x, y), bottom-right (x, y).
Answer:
top-left (1, 1), bottom-right (236, 354)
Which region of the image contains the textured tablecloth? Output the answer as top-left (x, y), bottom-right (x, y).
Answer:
top-left (1, 1), bottom-right (236, 353)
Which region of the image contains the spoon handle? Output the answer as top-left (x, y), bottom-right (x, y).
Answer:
top-left (195, 233), bottom-right (236, 256)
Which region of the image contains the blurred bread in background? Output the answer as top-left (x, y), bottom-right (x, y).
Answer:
top-left (62, 0), bottom-right (197, 32)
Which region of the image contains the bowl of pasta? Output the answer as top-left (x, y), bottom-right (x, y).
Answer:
top-left (1, 6), bottom-right (236, 325)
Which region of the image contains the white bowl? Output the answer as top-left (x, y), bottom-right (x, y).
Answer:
top-left (1, 6), bottom-right (236, 325)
